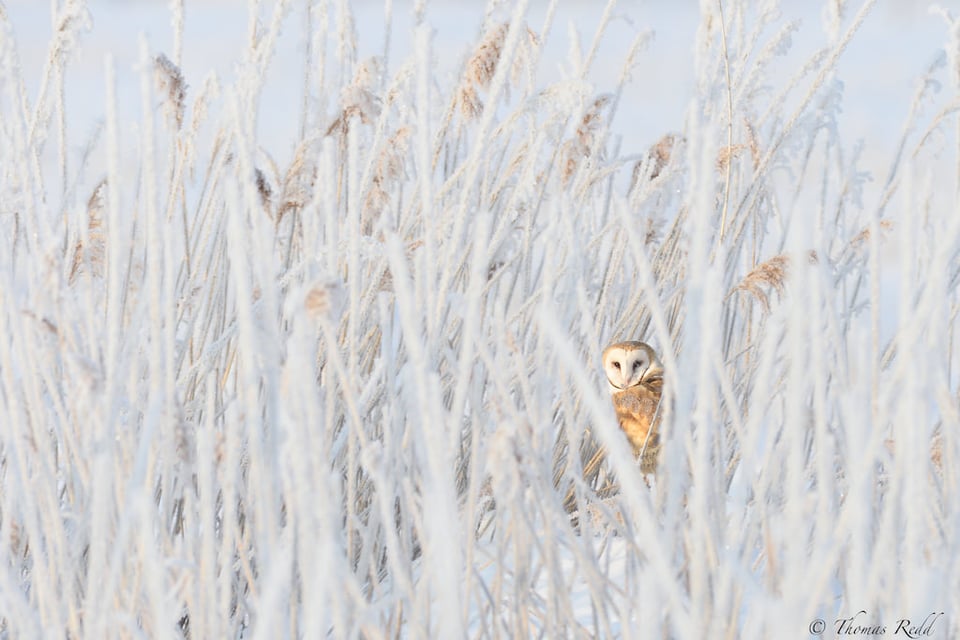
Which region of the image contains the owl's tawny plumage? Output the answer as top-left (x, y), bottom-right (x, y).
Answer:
top-left (602, 341), bottom-right (664, 475)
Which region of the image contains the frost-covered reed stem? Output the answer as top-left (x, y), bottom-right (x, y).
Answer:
top-left (388, 229), bottom-right (466, 635)
top-left (435, 0), bottom-right (530, 329)
top-left (170, 0), bottom-right (184, 66)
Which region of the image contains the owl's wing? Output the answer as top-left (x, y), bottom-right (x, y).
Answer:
top-left (615, 382), bottom-right (662, 417)
top-left (612, 384), bottom-right (662, 455)
top-left (643, 377), bottom-right (663, 422)
top-left (642, 373), bottom-right (664, 394)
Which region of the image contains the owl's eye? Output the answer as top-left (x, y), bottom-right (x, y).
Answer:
top-left (613, 361), bottom-right (621, 370)
top-left (633, 360), bottom-right (641, 371)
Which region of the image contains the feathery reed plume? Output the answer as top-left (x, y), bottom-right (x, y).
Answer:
top-left (630, 132), bottom-right (681, 190)
top-left (457, 22), bottom-right (508, 119)
top-left (643, 213), bottom-right (663, 247)
top-left (364, 127), bottom-right (410, 229)
top-left (276, 138), bottom-right (320, 224)
top-left (305, 278), bottom-right (346, 324)
top-left (885, 435), bottom-right (943, 471)
top-left (50, 2), bottom-right (92, 66)
top-left (744, 117), bottom-right (761, 169)
top-left (561, 94), bottom-right (612, 185)
top-left (716, 142), bottom-right (747, 173)
top-left (648, 132), bottom-right (679, 179)
top-left (455, 22), bottom-right (536, 120)
top-left (848, 219), bottom-right (893, 250)
top-left (931, 433), bottom-right (943, 469)
top-left (468, 22), bottom-right (508, 88)
top-left (69, 180), bottom-right (106, 283)
top-left (731, 250), bottom-right (820, 311)
top-left (154, 53), bottom-right (186, 130)
top-left (8, 521), bottom-right (25, 560)
top-left (326, 57), bottom-right (382, 137)
top-left (575, 94), bottom-right (611, 149)
top-left (731, 254), bottom-right (789, 312)
top-left (254, 167), bottom-right (273, 217)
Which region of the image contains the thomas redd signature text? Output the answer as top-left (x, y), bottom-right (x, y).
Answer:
top-left (808, 611), bottom-right (944, 637)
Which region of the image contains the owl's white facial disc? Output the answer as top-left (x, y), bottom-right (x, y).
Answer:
top-left (602, 345), bottom-right (651, 393)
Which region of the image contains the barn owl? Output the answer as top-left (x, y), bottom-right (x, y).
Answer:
top-left (602, 341), bottom-right (665, 475)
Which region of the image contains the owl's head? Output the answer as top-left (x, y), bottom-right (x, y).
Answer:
top-left (602, 341), bottom-right (663, 393)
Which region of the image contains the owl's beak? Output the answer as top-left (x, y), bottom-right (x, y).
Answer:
top-left (606, 375), bottom-right (626, 392)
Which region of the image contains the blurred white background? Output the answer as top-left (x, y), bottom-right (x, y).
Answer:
top-left (3, 0), bottom-right (955, 178)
